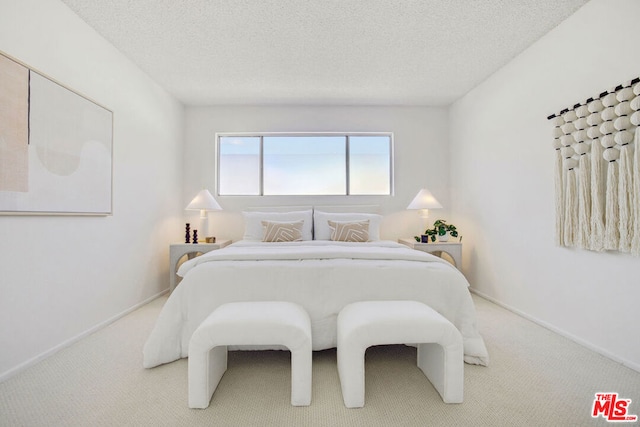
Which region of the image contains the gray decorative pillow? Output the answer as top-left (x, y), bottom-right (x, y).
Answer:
top-left (328, 220), bottom-right (370, 242)
top-left (261, 220), bottom-right (304, 242)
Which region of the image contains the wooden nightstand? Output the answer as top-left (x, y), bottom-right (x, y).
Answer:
top-left (169, 240), bottom-right (231, 291)
top-left (398, 238), bottom-right (462, 270)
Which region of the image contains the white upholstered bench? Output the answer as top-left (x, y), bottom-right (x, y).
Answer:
top-left (337, 300), bottom-right (464, 408)
top-left (188, 301), bottom-right (312, 409)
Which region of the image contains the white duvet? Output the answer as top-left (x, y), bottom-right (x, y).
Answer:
top-left (143, 240), bottom-right (489, 368)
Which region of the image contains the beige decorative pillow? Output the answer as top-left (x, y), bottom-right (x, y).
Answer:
top-left (261, 220), bottom-right (304, 242)
top-left (313, 211), bottom-right (382, 241)
top-left (243, 209), bottom-right (313, 241)
top-left (328, 220), bottom-right (370, 242)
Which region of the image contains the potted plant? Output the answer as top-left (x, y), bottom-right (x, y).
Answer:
top-left (421, 219), bottom-right (459, 243)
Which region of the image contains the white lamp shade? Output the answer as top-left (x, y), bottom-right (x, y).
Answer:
top-left (186, 189), bottom-right (222, 211)
top-left (407, 189), bottom-right (443, 210)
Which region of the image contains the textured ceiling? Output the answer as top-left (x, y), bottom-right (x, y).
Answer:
top-left (60, 0), bottom-right (589, 106)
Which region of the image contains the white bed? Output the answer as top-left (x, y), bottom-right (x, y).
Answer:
top-left (143, 239), bottom-right (489, 368)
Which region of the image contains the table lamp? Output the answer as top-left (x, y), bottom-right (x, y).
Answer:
top-left (407, 188), bottom-right (443, 234)
top-left (186, 189), bottom-right (222, 240)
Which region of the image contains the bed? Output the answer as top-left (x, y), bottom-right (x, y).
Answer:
top-left (143, 209), bottom-right (489, 368)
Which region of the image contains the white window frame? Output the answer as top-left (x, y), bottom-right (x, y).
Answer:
top-left (216, 132), bottom-right (394, 196)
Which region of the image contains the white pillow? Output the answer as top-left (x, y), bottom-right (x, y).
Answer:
top-left (243, 210), bottom-right (313, 241)
top-left (313, 211), bottom-right (382, 241)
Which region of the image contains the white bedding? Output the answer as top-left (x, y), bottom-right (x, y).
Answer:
top-left (143, 240), bottom-right (489, 368)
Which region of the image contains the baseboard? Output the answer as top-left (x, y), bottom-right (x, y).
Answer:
top-left (0, 289), bottom-right (169, 383)
top-left (470, 288), bottom-right (640, 374)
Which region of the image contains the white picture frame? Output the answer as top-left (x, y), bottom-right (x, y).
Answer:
top-left (0, 51), bottom-right (113, 215)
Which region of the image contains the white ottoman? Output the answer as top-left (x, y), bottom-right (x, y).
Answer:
top-left (337, 300), bottom-right (464, 408)
top-left (188, 301), bottom-right (312, 409)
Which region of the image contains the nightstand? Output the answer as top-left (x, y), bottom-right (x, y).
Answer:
top-left (169, 240), bottom-right (231, 291)
top-left (398, 238), bottom-right (462, 270)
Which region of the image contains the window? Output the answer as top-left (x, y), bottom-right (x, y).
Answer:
top-left (218, 136), bottom-right (260, 195)
top-left (218, 133), bottom-right (393, 196)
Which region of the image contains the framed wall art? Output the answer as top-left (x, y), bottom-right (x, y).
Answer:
top-left (0, 51), bottom-right (113, 215)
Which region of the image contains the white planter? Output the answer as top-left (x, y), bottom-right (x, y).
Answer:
top-left (437, 233), bottom-right (450, 242)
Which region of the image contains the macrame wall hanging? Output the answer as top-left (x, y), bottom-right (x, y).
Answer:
top-left (548, 77), bottom-right (640, 255)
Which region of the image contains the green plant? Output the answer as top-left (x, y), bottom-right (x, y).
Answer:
top-left (423, 219), bottom-right (459, 242)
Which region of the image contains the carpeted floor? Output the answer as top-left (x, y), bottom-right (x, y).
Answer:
top-left (0, 294), bottom-right (638, 426)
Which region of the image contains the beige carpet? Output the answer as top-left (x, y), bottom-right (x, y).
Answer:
top-left (1, 294), bottom-right (639, 427)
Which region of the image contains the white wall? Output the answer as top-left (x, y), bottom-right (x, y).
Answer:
top-left (450, 0), bottom-right (640, 370)
top-left (184, 105), bottom-right (451, 241)
top-left (0, 0), bottom-right (184, 380)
